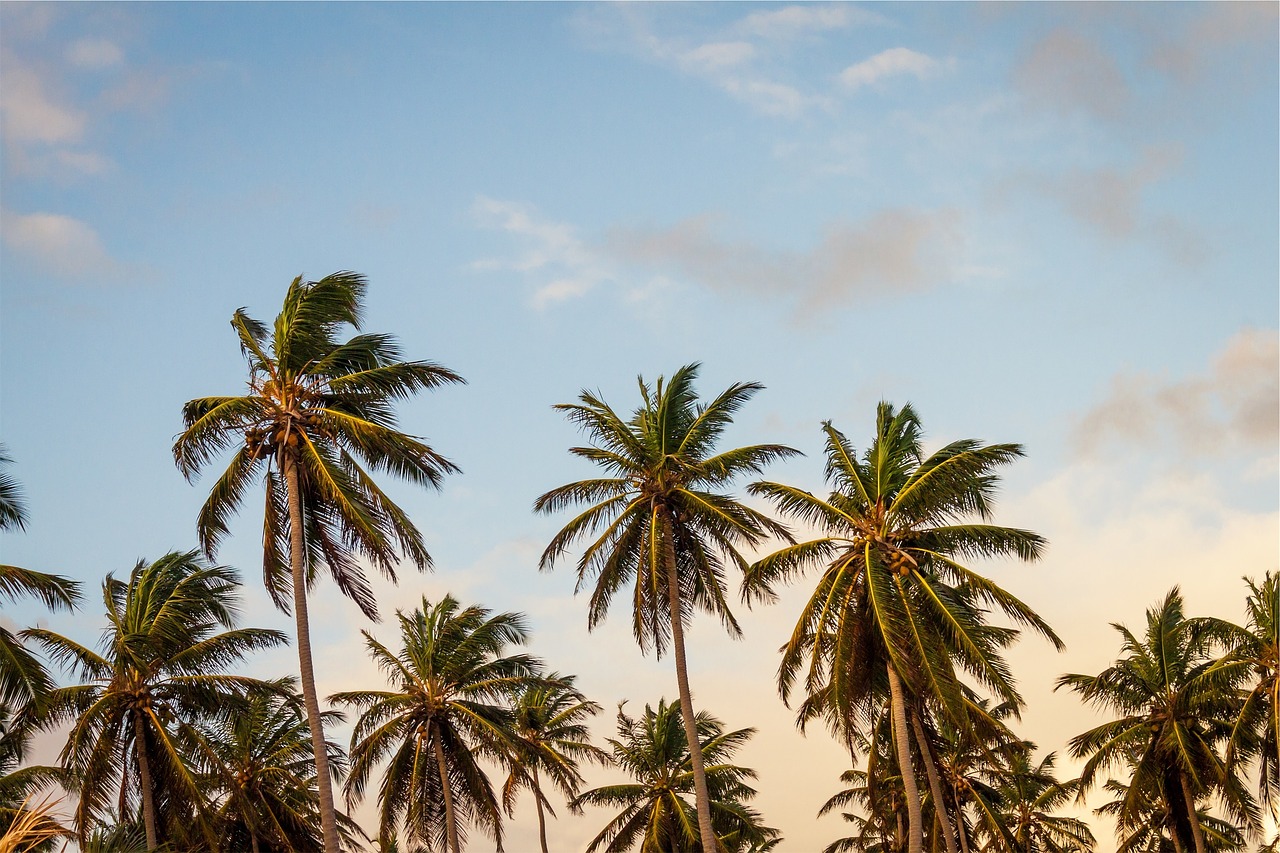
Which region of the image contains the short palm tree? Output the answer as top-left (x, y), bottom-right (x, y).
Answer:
top-left (0, 447), bottom-right (81, 706)
top-left (23, 551), bottom-right (286, 850)
top-left (1057, 587), bottom-right (1252, 853)
top-left (195, 683), bottom-right (365, 852)
top-left (1, 701), bottom-right (72, 851)
top-left (536, 363), bottom-right (796, 852)
top-left (744, 405), bottom-right (1060, 853)
top-left (979, 748), bottom-right (1095, 852)
top-left (333, 595), bottom-right (542, 853)
top-left (502, 674), bottom-right (607, 853)
top-left (571, 699), bottom-right (779, 853)
top-left (174, 272), bottom-right (464, 851)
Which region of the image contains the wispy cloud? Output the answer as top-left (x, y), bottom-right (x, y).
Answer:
top-left (840, 47), bottom-right (946, 90)
top-left (1015, 28), bottom-right (1130, 122)
top-left (735, 4), bottom-right (884, 40)
top-left (1072, 327), bottom-right (1280, 459)
top-left (65, 37), bottom-right (124, 70)
top-left (608, 207), bottom-right (965, 314)
top-left (0, 207), bottom-right (122, 280)
top-left (470, 197), bottom-right (616, 308)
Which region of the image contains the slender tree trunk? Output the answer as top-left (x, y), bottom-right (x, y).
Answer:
top-left (1164, 799), bottom-right (1186, 853)
top-left (284, 451), bottom-right (341, 853)
top-left (910, 710), bottom-right (958, 853)
top-left (662, 511), bottom-right (720, 853)
top-left (250, 831), bottom-right (261, 853)
top-left (433, 732), bottom-right (460, 853)
top-left (887, 665), bottom-right (924, 853)
top-left (532, 766), bottom-right (550, 853)
top-left (134, 712), bottom-right (158, 851)
top-left (1180, 771), bottom-right (1208, 853)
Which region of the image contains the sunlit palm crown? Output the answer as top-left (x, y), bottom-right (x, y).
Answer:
top-left (22, 551), bottom-right (285, 842)
top-left (173, 272), bottom-right (464, 618)
top-left (571, 699), bottom-right (776, 853)
top-left (535, 363), bottom-right (798, 655)
top-left (1057, 587), bottom-right (1257, 839)
top-left (332, 595), bottom-right (543, 851)
top-left (744, 402), bottom-right (1061, 736)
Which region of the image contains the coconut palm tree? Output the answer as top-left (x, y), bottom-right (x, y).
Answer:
top-left (1057, 588), bottom-right (1253, 853)
top-left (194, 683), bottom-right (365, 852)
top-left (174, 272), bottom-right (464, 851)
top-left (1095, 777), bottom-right (1247, 853)
top-left (536, 363), bottom-right (796, 852)
top-left (977, 748), bottom-right (1095, 853)
top-left (744, 405), bottom-right (1061, 853)
top-left (1212, 572), bottom-right (1279, 816)
top-left (571, 699), bottom-right (779, 853)
top-left (502, 674), bottom-right (607, 853)
top-left (0, 447), bottom-right (81, 707)
top-left (23, 551), bottom-right (286, 850)
top-left (333, 595), bottom-right (542, 853)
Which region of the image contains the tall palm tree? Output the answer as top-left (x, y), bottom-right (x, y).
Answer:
top-left (1212, 572), bottom-right (1279, 816)
top-left (174, 272), bottom-right (464, 851)
top-left (194, 683), bottom-right (364, 852)
top-left (744, 406), bottom-right (1061, 853)
top-left (536, 363), bottom-right (797, 852)
top-left (0, 446), bottom-right (81, 707)
top-left (23, 551), bottom-right (286, 850)
top-left (978, 748), bottom-right (1095, 853)
top-left (332, 595), bottom-right (542, 853)
top-left (502, 673), bottom-right (608, 853)
top-left (1057, 588), bottom-right (1252, 853)
top-left (571, 699), bottom-right (779, 853)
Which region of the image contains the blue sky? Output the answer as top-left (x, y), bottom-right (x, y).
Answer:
top-left (2, 3), bottom-right (1277, 850)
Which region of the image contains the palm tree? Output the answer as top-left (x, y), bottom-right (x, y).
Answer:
top-left (23, 551), bottom-right (286, 850)
top-left (571, 699), bottom-right (780, 853)
top-left (744, 405), bottom-right (1061, 853)
top-left (502, 674), bottom-right (607, 853)
top-left (1095, 777), bottom-right (1247, 853)
top-left (1057, 588), bottom-right (1252, 853)
top-left (978, 748), bottom-right (1095, 853)
top-left (194, 683), bottom-right (365, 852)
top-left (536, 363), bottom-right (796, 852)
top-left (333, 595), bottom-right (542, 853)
top-left (174, 271), bottom-right (464, 851)
top-left (1212, 572), bottom-right (1279, 816)
top-left (0, 446), bottom-right (81, 706)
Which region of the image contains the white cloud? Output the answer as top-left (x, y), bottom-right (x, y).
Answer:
top-left (1072, 327), bottom-right (1280, 460)
top-left (736, 4), bottom-right (884, 40)
top-left (0, 208), bottom-right (120, 279)
top-left (680, 40), bottom-right (755, 72)
top-left (470, 197), bottom-right (616, 308)
top-left (0, 60), bottom-right (85, 145)
top-left (65, 38), bottom-right (124, 70)
top-left (840, 47), bottom-right (944, 89)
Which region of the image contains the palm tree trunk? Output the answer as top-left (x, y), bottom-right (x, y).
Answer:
top-left (1180, 772), bottom-right (1208, 853)
top-left (910, 710), bottom-right (958, 853)
top-left (532, 766), bottom-right (550, 853)
top-left (433, 732), bottom-right (460, 853)
top-left (134, 712), bottom-right (158, 851)
top-left (284, 451), bottom-right (341, 853)
top-left (663, 511), bottom-right (720, 853)
top-left (887, 664), bottom-right (924, 853)
top-left (250, 831), bottom-right (261, 853)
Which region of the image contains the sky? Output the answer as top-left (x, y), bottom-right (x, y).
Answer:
top-left (1, 2), bottom-right (1277, 850)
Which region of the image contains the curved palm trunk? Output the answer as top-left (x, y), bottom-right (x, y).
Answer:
top-left (134, 712), bottom-right (158, 851)
top-left (284, 452), bottom-right (341, 853)
top-left (663, 514), bottom-right (719, 853)
top-left (532, 766), bottom-right (550, 853)
top-left (910, 710), bottom-right (958, 853)
top-left (1180, 772), bottom-right (1208, 853)
top-left (433, 732), bottom-right (460, 853)
top-left (887, 665), bottom-right (923, 853)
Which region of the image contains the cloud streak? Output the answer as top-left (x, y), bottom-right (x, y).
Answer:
top-left (1072, 327), bottom-right (1280, 459)
top-left (840, 47), bottom-right (946, 90)
top-left (0, 207), bottom-right (121, 280)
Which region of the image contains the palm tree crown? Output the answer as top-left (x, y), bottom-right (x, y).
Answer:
top-left (571, 699), bottom-right (779, 853)
top-left (24, 551), bottom-right (285, 850)
top-left (333, 594), bottom-right (543, 853)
